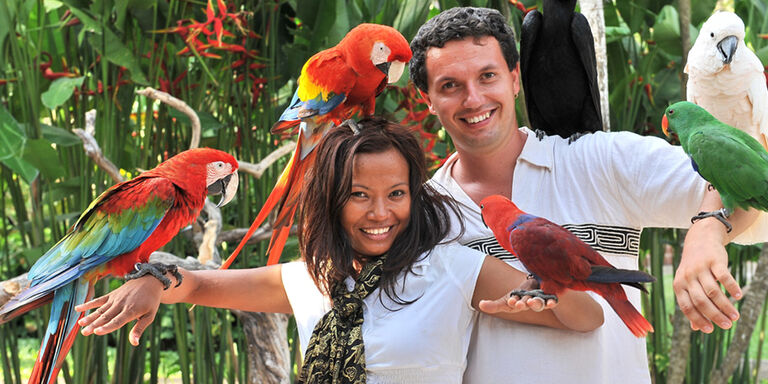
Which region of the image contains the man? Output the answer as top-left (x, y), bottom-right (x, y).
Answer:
top-left (410, 7), bottom-right (764, 383)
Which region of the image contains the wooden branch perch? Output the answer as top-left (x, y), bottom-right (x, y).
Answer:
top-left (238, 141), bottom-right (296, 179)
top-left (73, 109), bottom-right (125, 184)
top-left (0, 273), bottom-right (28, 308)
top-left (137, 87), bottom-right (201, 149)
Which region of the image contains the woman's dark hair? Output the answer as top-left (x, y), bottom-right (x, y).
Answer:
top-left (298, 117), bottom-right (462, 303)
top-left (409, 7), bottom-right (519, 92)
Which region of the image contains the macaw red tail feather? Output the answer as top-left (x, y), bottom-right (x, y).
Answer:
top-left (266, 219), bottom-right (294, 265)
top-left (0, 295), bottom-right (52, 324)
top-left (604, 296), bottom-right (654, 338)
top-left (29, 280), bottom-right (92, 384)
top-left (264, 148), bottom-right (316, 265)
top-left (271, 119), bottom-right (300, 137)
top-left (221, 134), bottom-right (312, 269)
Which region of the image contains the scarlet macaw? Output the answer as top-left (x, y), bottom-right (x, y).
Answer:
top-left (480, 195), bottom-right (656, 337)
top-left (222, 23), bottom-right (412, 267)
top-left (662, 101), bottom-right (768, 222)
top-left (0, 148), bottom-right (239, 384)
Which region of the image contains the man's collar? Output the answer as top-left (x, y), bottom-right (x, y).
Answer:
top-left (518, 126), bottom-right (554, 169)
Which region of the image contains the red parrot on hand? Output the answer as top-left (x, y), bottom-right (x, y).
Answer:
top-left (221, 23), bottom-right (412, 268)
top-left (480, 195), bottom-right (655, 337)
top-left (0, 148), bottom-right (239, 384)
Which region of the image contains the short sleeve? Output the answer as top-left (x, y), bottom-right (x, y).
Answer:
top-left (280, 262), bottom-right (331, 357)
top-left (608, 132), bottom-right (707, 228)
top-left (432, 243), bottom-right (487, 307)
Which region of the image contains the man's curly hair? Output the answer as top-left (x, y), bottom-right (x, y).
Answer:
top-left (409, 7), bottom-right (519, 92)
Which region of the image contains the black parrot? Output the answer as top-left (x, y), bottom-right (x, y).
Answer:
top-left (520, 0), bottom-right (603, 141)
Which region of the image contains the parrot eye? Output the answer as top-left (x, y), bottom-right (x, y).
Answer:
top-left (710, 32), bottom-right (715, 38)
top-left (668, 109), bottom-right (674, 115)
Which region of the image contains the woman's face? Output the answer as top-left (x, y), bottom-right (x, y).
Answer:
top-left (341, 148), bottom-right (412, 258)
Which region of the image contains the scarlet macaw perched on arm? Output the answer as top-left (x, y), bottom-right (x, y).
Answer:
top-left (480, 195), bottom-right (656, 337)
top-left (0, 148), bottom-right (239, 384)
top-left (221, 23), bottom-right (412, 268)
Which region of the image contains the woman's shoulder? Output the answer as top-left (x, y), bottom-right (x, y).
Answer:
top-left (425, 242), bottom-right (486, 270)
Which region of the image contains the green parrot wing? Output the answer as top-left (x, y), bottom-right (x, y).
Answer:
top-left (27, 176), bottom-right (176, 283)
top-left (687, 127), bottom-right (768, 211)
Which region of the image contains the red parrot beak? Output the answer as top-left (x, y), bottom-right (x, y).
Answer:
top-left (661, 114), bottom-right (670, 137)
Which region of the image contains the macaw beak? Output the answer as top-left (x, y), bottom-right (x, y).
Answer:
top-left (717, 35), bottom-right (738, 65)
top-left (661, 114), bottom-right (670, 137)
top-left (208, 171), bottom-right (239, 207)
top-left (376, 62), bottom-right (390, 76)
top-left (379, 60), bottom-right (406, 84)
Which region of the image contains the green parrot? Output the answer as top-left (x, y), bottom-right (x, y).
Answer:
top-left (661, 101), bottom-right (768, 230)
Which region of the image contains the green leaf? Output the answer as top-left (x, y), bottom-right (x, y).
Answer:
top-left (22, 139), bottom-right (66, 179)
top-left (690, 0), bottom-right (717, 26)
top-left (0, 1), bottom-right (14, 55)
top-left (44, 0), bottom-right (64, 12)
top-left (63, 5), bottom-right (149, 84)
top-left (393, 0), bottom-right (432, 40)
top-left (41, 76), bottom-right (85, 110)
top-left (652, 5), bottom-right (697, 57)
top-left (41, 124), bottom-right (81, 147)
top-left (755, 44), bottom-right (768, 66)
top-left (87, 32), bottom-right (149, 85)
top-left (2, 156), bottom-right (38, 183)
top-left (0, 106), bottom-right (25, 161)
top-left (168, 109), bottom-right (225, 134)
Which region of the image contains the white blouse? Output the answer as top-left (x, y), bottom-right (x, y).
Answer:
top-left (281, 242), bottom-right (486, 384)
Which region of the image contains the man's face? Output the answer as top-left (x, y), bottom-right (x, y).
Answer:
top-left (421, 36), bottom-right (520, 154)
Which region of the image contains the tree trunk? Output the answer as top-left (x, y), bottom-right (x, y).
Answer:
top-left (578, 0), bottom-right (610, 131)
top-left (232, 310), bottom-right (292, 384)
top-left (709, 243), bottom-right (768, 384)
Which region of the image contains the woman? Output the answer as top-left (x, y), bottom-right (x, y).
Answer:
top-left (76, 118), bottom-right (603, 383)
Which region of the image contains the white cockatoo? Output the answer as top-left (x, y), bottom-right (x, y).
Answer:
top-left (686, 11), bottom-right (768, 149)
top-left (685, 10), bottom-right (768, 244)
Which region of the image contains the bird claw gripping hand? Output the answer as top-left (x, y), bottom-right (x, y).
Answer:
top-left (509, 289), bottom-right (559, 303)
top-left (691, 208), bottom-right (733, 233)
top-left (125, 262), bottom-right (183, 290)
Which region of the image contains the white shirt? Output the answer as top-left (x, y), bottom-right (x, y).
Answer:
top-left (431, 128), bottom-right (767, 384)
top-left (281, 242), bottom-right (485, 384)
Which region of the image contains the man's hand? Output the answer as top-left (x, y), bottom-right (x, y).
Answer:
top-left (479, 292), bottom-right (558, 314)
top-left (674, 218), bottom-right (741, 333)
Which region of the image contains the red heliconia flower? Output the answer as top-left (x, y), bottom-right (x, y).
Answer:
top-left (643, 83), bottom-right (654, 105)
top-left (38, 52), bottom-right (78, 80)
top-left (509, 0), bottom-right (537, 16)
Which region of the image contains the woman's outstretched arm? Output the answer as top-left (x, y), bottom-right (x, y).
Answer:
top-left (76, 265), bottom-right (289, 345)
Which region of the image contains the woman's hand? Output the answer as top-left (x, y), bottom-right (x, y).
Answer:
top-left (76, 276), bottom-right (165, 346)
